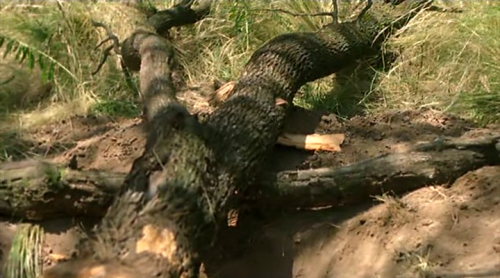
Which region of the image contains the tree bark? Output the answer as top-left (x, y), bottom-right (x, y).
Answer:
top-left (0, 160), bottom-right (120, 220)
top-left (39, 1), bottom-right (443, 278)
top-left (3, 133), bottom-right (498, 219)
top-left (263, 134), bottom-right (500, 209)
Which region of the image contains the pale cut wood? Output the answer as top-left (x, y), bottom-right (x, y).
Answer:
top-left (1, 133), bottom-right (498, 220)
top-left (277, 133), bottom-right (345, 152)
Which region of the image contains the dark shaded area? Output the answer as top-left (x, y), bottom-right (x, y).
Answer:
top-left (205, 203), bottom-right (375, 278)
top-left (301, 50), bottom-right (399, 119)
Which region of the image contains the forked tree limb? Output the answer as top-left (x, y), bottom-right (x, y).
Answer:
top-left (147, 0), bottom-right (211, 36)
top-left (91, 20), bottom-right (121, 75)
top-left (1, 133), bottom-right (498, 220)
top-left (91, 1), bottom-right (212, 75)
top-left (39, 1), bottom-right (442, 278)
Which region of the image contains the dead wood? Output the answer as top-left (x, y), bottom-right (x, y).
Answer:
top-left (147, 0), bottom-right (211, 37)
top-left (92, 1), bottom-right (211, 76)
top-left (38, 1), bottom-right (444, 278)
top-left (263, 133), bottom-right (500, 209)
top-left (2, 132), bottom-right (498, 220)
top-left (0, 160), bottom-right (120, 220)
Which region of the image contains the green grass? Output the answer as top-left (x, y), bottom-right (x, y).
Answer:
top-left (376, 1), bottom-right (500, 125)
top-left (1, 1), bottom-right (496, 128)
top-left (0, 1), bottom-right (498, 125)
top-left (3, 224), bottom-right (44, 278)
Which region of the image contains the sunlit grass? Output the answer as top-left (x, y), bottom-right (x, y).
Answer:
top-left (3, 224), bottom-right (44, 278)
top-left (375, 1), bottom-right (500, 125)
top-left (0, 0), bottom-right (498, 129)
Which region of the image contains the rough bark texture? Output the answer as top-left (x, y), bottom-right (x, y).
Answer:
top-left (0, 160), bottom-right (119, 220)
top-left (1, 133), bottom-right (499, 221)
top-left (201, 0), bottom-right (435, 221)
top-left (147, 0), bottom-right (211, 36)
top-left (38, 1), bottom-right (442, 278)
top-left (262, 134), bottom-right (500, 209)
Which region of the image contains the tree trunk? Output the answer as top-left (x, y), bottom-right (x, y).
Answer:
top-left (262, 134), bottom-right (500, 209)
top-left (38, 1), bottom-right (444, 278)
top-left (2, 132), bottom-right (499, 221)
top-left (0, 159), bottom-right (119, 220)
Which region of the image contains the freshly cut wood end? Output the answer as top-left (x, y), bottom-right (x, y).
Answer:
top-left (136, 224), bottom-right (177, 262)
top-left (277, 133), bottom-right (345, 152)
top-left (47, 253), bottom-right (71, 263)
top-left (227, 209), bottom-right (239, 227)
top-left (210, 81), bottom-right (236, 105)
top-left (275, 97), bottom-right (289, 107)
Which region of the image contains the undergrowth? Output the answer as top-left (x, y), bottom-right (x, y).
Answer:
top-left (0, 0), bottom-right (497, 129)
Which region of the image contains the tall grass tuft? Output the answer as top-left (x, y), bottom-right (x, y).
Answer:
top-left (4, 224), bottom-right (44, 278)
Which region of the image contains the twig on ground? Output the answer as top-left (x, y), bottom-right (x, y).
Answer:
top-left (428, 5), bottom-right (464, 13)
top-left (331, 0), bottom-right (339, 23)
top-left (355, 0), bottom-right (373, 27)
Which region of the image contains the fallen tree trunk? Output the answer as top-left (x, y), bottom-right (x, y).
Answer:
top-left (0, 160), bottom-right (121, 220)
top-left (39, 1), bottom-right (442, 278)
top-left (2, 132), bottom-right (498, 219)
top-left (263, 134), bottom-right (500, 209)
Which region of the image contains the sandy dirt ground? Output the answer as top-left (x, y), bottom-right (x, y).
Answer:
top-left (0, 108), bottom-right (499, 278)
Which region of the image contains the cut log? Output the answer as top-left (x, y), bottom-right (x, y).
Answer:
top-left (2, 132), bottom-right (498, 219)
top-left (39, 1), bottom-right (439, 278)
top-left (277, 133), bottom-right (345, 152)
top-left (0, 160), bottom-right (120, 220)
top-left (265, 133), bottom-right (500, 209)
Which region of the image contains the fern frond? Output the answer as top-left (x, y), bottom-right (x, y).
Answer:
top-left (0, 34), bottom-right (77, 83)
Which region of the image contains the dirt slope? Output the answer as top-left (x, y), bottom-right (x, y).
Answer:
top-left (207, 166), bottom-right (500, 278)
top-left (0, 108), bottom-right (499, 278)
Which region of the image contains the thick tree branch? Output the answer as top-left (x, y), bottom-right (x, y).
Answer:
top-left (39, 1), bottom-right (442, 277)
top-left (2, 133), bottom-right (498, 220)
top-left (264, 134), bottom-right (500, 209)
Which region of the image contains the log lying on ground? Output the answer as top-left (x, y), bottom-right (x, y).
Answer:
top-left (39, 1), bottom-right (439, 278)
top-left (0, 160), bottom-right (121, 220)
top-left (1, 132), bottom-right (499, 220)
top-left (0, 132), bottom-right (343, 220)
top-left (263, 133), bottom-right (500, 209)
